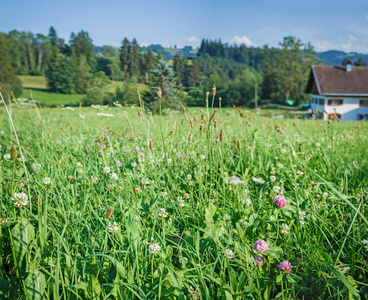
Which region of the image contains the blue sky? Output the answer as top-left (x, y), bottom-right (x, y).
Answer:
top-left (1, 0), bottom-right (368, 52)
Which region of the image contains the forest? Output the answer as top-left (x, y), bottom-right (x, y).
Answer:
top-left (0, 27), bottom-right (366, 109)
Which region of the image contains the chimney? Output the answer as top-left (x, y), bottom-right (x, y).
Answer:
top-left (346, 60), bottom-right (352, 72)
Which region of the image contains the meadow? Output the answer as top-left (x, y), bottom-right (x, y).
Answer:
top-left (0, 92), bottom-right (367, 299)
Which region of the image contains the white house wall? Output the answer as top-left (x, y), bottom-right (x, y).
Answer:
top-left (310, 94), bottom-right (368, 121)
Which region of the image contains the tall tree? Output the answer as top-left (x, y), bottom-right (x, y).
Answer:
top-left (0, 34), bottom-right (22, 98)
top-left (262, 36), bottom-right (320, 104)
top-left (33, 34), bottom-right (52, 72)
top-left (184, 60), bottom-right (200, 88)
top-left (129, 38), bottom-right (141, 78)
top-left (145, 60), bottom-right (181, 113)
top-left (173, 54), bottom-right (185, 84)
top-left (120, 38), bottom-right (130, 76)
top-left (69, 30), bottom-right (95, 70)
top-left (46, 53), bottom-right (76, 94)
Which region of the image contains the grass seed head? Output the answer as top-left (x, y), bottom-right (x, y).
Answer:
top-left (209, 109), bottom-right (218, 122)
top-left (106, 207), bottom-right (113, 219)
top-left (11, 145), bottom-right (17, 158)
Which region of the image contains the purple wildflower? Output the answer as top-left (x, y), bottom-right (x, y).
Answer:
top-left (278, 260), bottom-right (293, 274)
top-left (253, 240), bottom-right (269, 253)
top-left (274, 195), bottom-right (286, 208)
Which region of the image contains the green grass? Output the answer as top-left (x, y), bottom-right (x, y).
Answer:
top-left (0, 98), bottom-right (367, 299)
top-left (18, 75), bottom-right (48, 89)
top-left (21, 88), bottom-right (83, 106)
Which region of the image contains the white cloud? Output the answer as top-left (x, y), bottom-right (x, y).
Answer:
top-left (179, 36), bottom-right (200, 46)
top-left (341, 42), bottom-right (352, 52)
top-left (229, 35), bottom-right (256, 47)
top-left (314, 40), bottom-right (333, 52)
top-left (314, 39), bottom-right (368, 53)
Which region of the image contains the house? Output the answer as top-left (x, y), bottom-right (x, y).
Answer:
top-left (305, 63), bottom-right (368, 121)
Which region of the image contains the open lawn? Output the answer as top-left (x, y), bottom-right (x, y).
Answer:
top-left (18, 75), bottom-right (48, 90)
top-left (21, 88), bottom-right (83, 106)
top-left (0, 100), bottom-right (367, 299)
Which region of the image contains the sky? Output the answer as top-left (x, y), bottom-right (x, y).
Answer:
top-left (1, 0), bottom-right (368, 53)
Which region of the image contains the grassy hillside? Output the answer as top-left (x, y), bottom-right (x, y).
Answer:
top-left (18, 75), bottom-right (48, 89)
top-left (17, 76), bottom-right (150, 107)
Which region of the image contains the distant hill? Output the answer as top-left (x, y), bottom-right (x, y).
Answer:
top-left (315, 50), bottom-right (368, 66)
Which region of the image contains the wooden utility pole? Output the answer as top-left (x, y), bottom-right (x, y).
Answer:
top-left (255, 84), bottom-right (258, 108)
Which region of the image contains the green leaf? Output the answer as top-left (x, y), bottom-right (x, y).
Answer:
top-left (15, 167), bottom-right (25, 178)
top-left (0, 278), bottom-right (11, 297)
top-left (275, 274), bottom-right (282, 284)
top-left (24, 270), bottom-right (46, 300)
top-left (11, 220), bottom-right (35, 265)
top-left (86, 274), bottom-right (101, 299)
top-left (224, 290), bottom-right (233, 300)
top-left (267, 246), bottom-right (283, 259)
top-left (330, 266), bottom-right (359, 298)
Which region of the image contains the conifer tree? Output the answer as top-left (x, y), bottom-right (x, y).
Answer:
top-left (145, 60), bottom-right (180, 113)
top-left (120, 38), bottom-right (130, 76)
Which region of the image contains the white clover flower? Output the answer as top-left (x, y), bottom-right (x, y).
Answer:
top-left (3, 154), bottom-right (11, 160)
top-left (76, 162), bottom-right (82, 167)
top-left (0, 131), bottom-right (4, 135)
top-left (200, 155), bottom-right (205, 160)
top-left (270, 175), bottom-right (276, 182)
top-left (167, 158), bottom-right (172, 164)
top-left (299, 211), bottom-right (306, 225)
top-left (103, 167), bottom-right (111, 174)
top-left (280, 223), bottom-right (290, 234)
top-left (43, 177), bottom-right (51, 185)
top-left (148, 242), bottom-right (161, 255)
top-left (223, 249), bottom-right (234, 259)
top-left (281, 149), bottom-right (286, 154)
top-left (178, 198), bottom-right (185, 207)
top-left (158, 208), bottom-right (169, 218)
top-left (229, 176), bottom-right (245, 185)
top-left (107, 222), bottom-right (119, 232)
top-left (277, 163), bottom-right (284, 169)
top-left (12, 192), bottom-right (29, 207)
top-left (187, 174), bottom-right (192, 180)
top-left (91, 176), bottom-right (98, 183)
top-left (110, 172), bottom-right (118, 180)
top-left (179, 257), bottom-right (188, 265)
top-left (297, 170), bottom-right (304, 175)
top-left (316, 143), bottom-right (321, 147)
top-left (32, 163), bottom-right (41, 171)
top-left (273, 185), bottom-right (281, 193)
top-left (323, 192), bottom-right (328, 199)
top-left (132, 162), bottom-right (137, 168)
top-left (339, 266), bottom-right (350, 274)
top-left (239, 219), bottom-right (249, 227)
top-left (242, 199), bottom-right (252, 206)
top-left (252, 177), bottom-right (265, 184)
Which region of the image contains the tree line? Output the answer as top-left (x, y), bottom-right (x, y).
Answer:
top-left (3, 27), bottom-right (363, 109)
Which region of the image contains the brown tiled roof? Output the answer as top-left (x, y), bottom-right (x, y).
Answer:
top-left (306, 65), bottom-right (368, 95)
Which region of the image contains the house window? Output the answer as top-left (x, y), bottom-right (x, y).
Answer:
top-left (327, 99), bottom-right (343, 106)
top-left (358, 114), bottom-right (368, 120)
top-left (360, 100), bottom-right (368, 106)
top-left (319, 99), bottom-right (324, 105)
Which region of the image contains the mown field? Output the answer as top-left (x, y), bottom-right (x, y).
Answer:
top-left (18, 76), bottom-right (149, 107)
top-left (0, 96), bottom-right (367, 299)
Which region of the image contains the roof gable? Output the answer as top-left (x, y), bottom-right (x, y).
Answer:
top-left (306, 65), bottom-right (368, 96)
